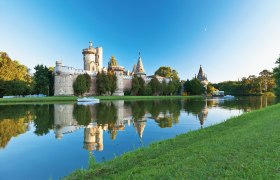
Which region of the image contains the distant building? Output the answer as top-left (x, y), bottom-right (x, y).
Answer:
top-left (196, 65), bottom-right (209, 89)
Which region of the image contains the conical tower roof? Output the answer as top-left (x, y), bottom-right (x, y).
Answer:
top-left (197, 65), bottom-right (207, 81)
top-left (198, 65), bottom-right (204, 76)
top-left (132, 64), bottom-right (137, 74)
top-left (133, 121), bottom-right (146, 139)
top-left (136, 53), bottom-right (145, 74)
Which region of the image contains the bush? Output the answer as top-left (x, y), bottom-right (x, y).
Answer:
top-left (124, 89), bottom-right (131, 96)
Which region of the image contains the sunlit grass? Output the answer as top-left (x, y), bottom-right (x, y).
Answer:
top-left (65, 103), bottom-right (280, 179)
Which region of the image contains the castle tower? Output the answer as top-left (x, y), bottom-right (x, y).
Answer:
top-left (112, 68), bottom-right (124, 96)
top-left (82, 41), bottom-right (96, 71)
top-left (133, 120), bottom-right (146, 139)
top-left (135, 52), bottom-right (146, 76)
top-left (83, 126), bottom-right (104, 151)
top-left (82, 41), bottom-right (103, 72)
top-left (96, 47), bottom-right (103, 71)
top-left (197, 65), bottom-right (208, 90)
top-left (198, 100), bottom-right (208, 128)
top-left (197, 65), bottom-right (207, 81)
top-left (107, 57), bottom-right (125, 96)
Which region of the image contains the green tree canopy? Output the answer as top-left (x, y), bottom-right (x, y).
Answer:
top-left (184, 78), bottom-right (205, 95)
top-left (154, 66), bottom-right (179, 81)
top-left (108, 72), bottom-right (117, 95)
top-left (73, 74), bottom-right (88, 96)
top-left (0, 52), bottom-right (31, 82)
top-left (149, 77), bottom-right (161, 95)
top-left (131, 76), bottom-right (140, 95)
top-left (108, 56), bottom-right (118, 67)
top-left (96, 71), bottom-right (115, 95)
top-left (34, 65), bottom-right (51, 95)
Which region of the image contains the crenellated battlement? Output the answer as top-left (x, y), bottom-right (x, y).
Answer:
top-left (55, 62), bottom-right (97, 76)
top-left (123, 75), bottom-right (132, 79)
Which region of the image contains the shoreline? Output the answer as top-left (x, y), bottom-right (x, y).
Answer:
top-left (65, 103), bottom-right (280, 179)
top-left (0, 95), bottom-right (202, 104)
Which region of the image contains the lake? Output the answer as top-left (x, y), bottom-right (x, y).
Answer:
top-left (0, 96), bottom-right (278, 180)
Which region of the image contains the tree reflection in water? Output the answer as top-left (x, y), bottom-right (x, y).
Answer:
top-left (1, 97), bottom-right (277, 150)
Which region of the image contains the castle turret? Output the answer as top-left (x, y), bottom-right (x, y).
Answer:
top-left (55, 61), bottom-right (63, 75)
top-left (82, 41), bottom-right (96, 71)
top-left (82, 41), bottom-right (103, 72)
top-left (196, 65), bottom-right (208, 90)
top-left (197, 65), bottom-right (207, 81)
top-left (96, 47), bottom-right (103, 71)
top-left (198, 100), bottom-right (208, 128)
top-left (83, 126), bottom-right (104, 151)
top-left (135, 52), bottom-right (145, 75)
top-left (133, 120), bottom-right (146, 139)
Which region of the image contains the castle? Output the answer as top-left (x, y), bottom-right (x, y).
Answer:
top-left (196, 65), bottom-right (209, 89)
top-left (54, 41), bottom-right (170, 96)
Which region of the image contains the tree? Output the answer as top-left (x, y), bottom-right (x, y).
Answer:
top-left (184, 78), bottom-right (205, 95)
top-left (0, 80), bottom-right (32, 97)
top-left (154, 66), bottom-right (179, 81)
top-left (131, 76), bottom-right (140, 95)
top-left (34, 65), bottom-right (50, 95)
top-left (183, 80), bottom-right (191, 95)
top-left (108, 72), bottom-right (117, 95)
top-left (96, 72), bottom-right (105, 95)
top-left (168, 81), bottom-right (176, 95)
top-left (0, 52), bottom-right (31, 81)
top-left (73, 74), bottom-right (87, 96)
top-left (149, 77), bottom-right (161, 95)
top-left (84, 73), bottom-right (91, 92)
top-left (161, 80), bottom-right (168, 95)
top-left (138, 76), bottom-right (145, 96)
top-left (273, 56), bottom-right (280, 96)
top-left (96, 71), bottom-right (112, 95)
top-left (207, 83), bottom-right (216, 94)
top-left (144, 84), bottom-right (152, 96)
top-left (48, 67), bottom-right (54, 96)
top-left (259, 70), bottom-right (274, 93)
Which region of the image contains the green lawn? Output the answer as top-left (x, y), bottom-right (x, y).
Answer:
top-left (0, 95), bottom-right (201, 104)
top-left (65, 103), bottom-right (280, 179)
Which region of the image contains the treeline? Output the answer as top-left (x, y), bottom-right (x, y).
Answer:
top-left (125, 66), bottom-right (181, 96)
top-left (126, 76), bottom-right (181, 96)
top-left (213, 70), bottom-right (276, 96)
top-left (0, 52), bottom-right (54, 97)
top-left (183, 78), bottom-right (206, 95)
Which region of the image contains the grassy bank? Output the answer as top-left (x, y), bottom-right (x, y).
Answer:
top-left (66, 103), bottom-right (280, 179)
top-left (0, 95), bottom-right (201, 104)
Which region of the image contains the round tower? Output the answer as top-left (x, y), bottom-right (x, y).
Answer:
top-left (96, 47), bottom-right (103, 71)
top-left (82, 41), bottom-right (96, 71)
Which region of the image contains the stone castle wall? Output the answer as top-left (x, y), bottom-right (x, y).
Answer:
top-left (123, 77), bottom-right (132, 90)
top-left (54, 74), bottom-right (98, 96)
top-left (54, 74), bottom-right (77, 96)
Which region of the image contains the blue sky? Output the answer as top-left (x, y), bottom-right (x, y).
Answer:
top-left (0, 0), bottom-right (280, 83)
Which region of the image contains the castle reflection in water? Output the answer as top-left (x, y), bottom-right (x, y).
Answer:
top-left (54, 101), bottom-right (149, 152)
top-left (1, 97), bottom-right (276, 151)
top-left (53, 100), bottom-right (211, 152)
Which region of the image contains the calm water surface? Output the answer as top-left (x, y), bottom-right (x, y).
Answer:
top-left (0, 97), bottom-right (278, 180)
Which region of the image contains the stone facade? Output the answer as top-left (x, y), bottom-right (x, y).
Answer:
top-left (54, 42), bottom-right (170, 96)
